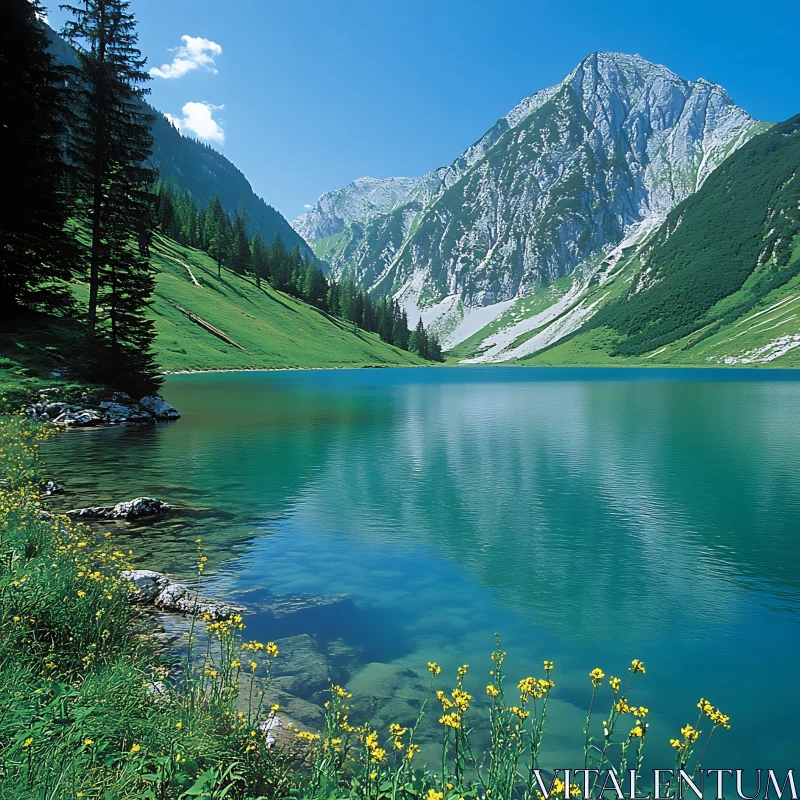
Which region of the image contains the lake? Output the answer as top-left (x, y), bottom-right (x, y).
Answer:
top-left (43, 367), bottom-right (800, 774)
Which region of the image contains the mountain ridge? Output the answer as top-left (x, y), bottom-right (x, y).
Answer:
top-left (298, 51), bottom-right (767, 348)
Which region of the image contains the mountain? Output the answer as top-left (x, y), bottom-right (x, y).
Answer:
top-left (44, 26), bottom-right (314, 261)
top-left (293, 176), bottom-right (422, 242)
top-left (299, 52), bottom-right (768, 347)
top-left (517, 114), bottom-right (800, 367)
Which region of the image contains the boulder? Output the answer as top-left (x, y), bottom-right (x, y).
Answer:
top-left (40, 480), bottom-right (64, 496)
top-left (258, 716), bottom-right (284, 735)
top-left (121, 569), bottom-right (170, 601)
top-left (145, 680), bottom-right (168, 698)
top-left (67, 497), bottom-right (170, 521)
top-left (139, 395), bottom-right (180, 420)
top-left (98, 400), bottom-right (153, 424)
top-left (119, 568), bottom-right (239, 620)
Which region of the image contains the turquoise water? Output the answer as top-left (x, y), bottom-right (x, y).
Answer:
top-left (44, 367), bottom-right (800, 772)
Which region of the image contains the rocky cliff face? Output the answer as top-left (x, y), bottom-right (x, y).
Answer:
top-left (293, 176), bottom-right (422, 242)
top-left (299, 53), bottom-right (765, 338)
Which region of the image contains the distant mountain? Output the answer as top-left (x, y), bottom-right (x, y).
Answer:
top-left (45, 27), bottom-right (314, 261)
top-left (293, 176), bottom-right (422, 242)
top-left (301, 52), bottom-right (767, 345)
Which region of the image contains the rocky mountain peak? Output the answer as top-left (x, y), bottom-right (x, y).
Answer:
top-left (298, 53), bottom-right (765, 343)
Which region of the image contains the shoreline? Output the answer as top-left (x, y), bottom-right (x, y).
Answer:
top-left (161, 362), bottom-right (800, 376)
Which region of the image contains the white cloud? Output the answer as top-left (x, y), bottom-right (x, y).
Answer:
top-left (150, 35), bottom-right (222, 80)
top-left (304, 204), bottom-right (313, 209)
top-left (166, 102), bottom-right (225, 145)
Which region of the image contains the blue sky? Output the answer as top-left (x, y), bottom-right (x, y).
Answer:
top-left (46, 0), bottom-right (800, 222)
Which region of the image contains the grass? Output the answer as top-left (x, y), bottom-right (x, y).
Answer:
top-left (0, 417), bottom-right (735, 799)
top-left (147, 237), bottom-right (425, 372)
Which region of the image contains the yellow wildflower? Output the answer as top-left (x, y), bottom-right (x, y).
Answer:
top-left (590, 668), bottom-right (605, 686)
top-left (428, 661), bottom-right (441, 675)
top-left (680, 724), bottom-right (701, 743)
top-left (439, 712), bottom-right (461, 729)
top-left (370, 746), bottom-right (387, 762)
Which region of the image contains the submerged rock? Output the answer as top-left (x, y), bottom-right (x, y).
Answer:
top-left (262, 594), bottom-right (350, 617)
top-left (270, 634), bottom-right (331, 695)
top-left (67, 497), bottom-right (170, 521)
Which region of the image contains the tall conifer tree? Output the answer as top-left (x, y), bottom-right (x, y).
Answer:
top-left (1, 0), bottom-right (76, 316)
top-left (62, 0), bottom-right (159, 392)
top-left (231, 212), bottom-right (251, 274)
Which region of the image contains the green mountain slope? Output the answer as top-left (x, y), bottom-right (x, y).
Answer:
top-left (145, 237), bottom-right (425, 371)
top-left (524, 114), bottom-right (800, 367)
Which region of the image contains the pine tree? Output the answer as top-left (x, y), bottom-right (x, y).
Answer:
top-left (269, 234), bottom-right (290, 292)
top-left (327, 278), bottom-right (341, 317)
top-left (62, 0), bottom-right (159, 392)
top-left (250, 232), bottom-right (269, 289)
top-left (428, 333), bottom-right (444, 362)
top-left (394, 310), bottom-right (411, 350)
top-left (303, 261), bottom-right (328, 309)
top-left (0, 0), bottom-right (77, 316)
top-left (409, 318), bottom-right (429, 359)
top-left (231, 211), bottom-right (251, 274)
top-left (205, 196), bottom-right (230, 277)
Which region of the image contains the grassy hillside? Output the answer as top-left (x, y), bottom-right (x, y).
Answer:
top-left (0, 235), bottom-right (425, 399)
top-left (146, 237), bottom-right (424, 371)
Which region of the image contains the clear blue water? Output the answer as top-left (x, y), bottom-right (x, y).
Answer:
top-left (44, 367), bottom-right (800, 772)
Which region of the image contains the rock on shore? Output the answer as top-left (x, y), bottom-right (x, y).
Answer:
top-left (25, 389), bottom-right (179, 427)
top-left (121, 569), bottom-right (241, 620)
top-left (67, 497), bottom-right (170, 521)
